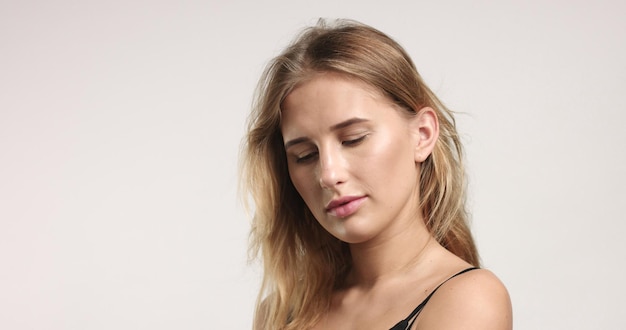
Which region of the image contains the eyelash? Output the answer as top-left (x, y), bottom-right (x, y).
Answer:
top-left (342, 135), bottom-right (367, 146)
top-left (294, 135), bottom-right (368, 164)
top-left (295, 152), bottom-right (317, 163)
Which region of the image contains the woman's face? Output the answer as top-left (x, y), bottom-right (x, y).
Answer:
top-left (281, 73), bottom-right (431, 244)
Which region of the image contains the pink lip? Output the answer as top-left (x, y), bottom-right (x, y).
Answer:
top-left (326, 196), bottom-right (367, 218)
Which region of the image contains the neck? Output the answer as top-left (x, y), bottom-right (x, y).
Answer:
top-left (346, 217), bottom-right (434, 287)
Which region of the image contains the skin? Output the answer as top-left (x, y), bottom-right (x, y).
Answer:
top-left (280, 72), bottom-right (512, 329)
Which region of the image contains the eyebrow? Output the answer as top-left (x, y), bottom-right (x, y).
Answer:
top-left (284, 117), bottom-right (369, 149)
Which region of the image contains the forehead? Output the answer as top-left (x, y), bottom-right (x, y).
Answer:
top-left (284, 72), bottom-right (382, 106)
top-left (280, 73), bottom-right (387, 130)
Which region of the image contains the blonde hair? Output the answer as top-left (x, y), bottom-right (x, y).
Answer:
top-left (241, 19), bottom-right (479, 329)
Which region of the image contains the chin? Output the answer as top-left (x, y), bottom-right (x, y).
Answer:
top-left (332, 229), bottom-right (377, 245)
top-left (319, 215), bottom-right (378, 244)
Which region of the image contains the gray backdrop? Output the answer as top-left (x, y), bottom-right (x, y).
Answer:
top-left (1, 0), bottom-right (624, 329)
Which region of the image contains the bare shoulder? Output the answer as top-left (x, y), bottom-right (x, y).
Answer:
top-left (415, 268), bottom-right (512, 330)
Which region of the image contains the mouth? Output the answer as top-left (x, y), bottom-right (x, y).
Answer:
top-left (325, 196), bottom-right (367, 218)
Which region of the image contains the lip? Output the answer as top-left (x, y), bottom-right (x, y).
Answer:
top-left (325, 196), bottom-right (367, 218)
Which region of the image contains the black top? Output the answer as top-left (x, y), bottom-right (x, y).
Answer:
top-left (389, 267), bottom-right (478, 330)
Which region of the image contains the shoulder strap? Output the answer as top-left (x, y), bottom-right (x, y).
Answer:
top-left (389, 267), bottom-right (478, 330)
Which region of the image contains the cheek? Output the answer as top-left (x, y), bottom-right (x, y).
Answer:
top-left (364, 133), bottom-right (417, 183)
top-left (288, 167), bottom-right (317, 203)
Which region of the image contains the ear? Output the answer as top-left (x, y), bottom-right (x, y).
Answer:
top-left (409, 107), bottom-right (439, 163)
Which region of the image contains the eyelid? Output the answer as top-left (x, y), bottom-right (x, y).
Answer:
top-left (342, 134), bottom-right (368, 146)
top-left (287, 131), bottom-right (369, 164)
top-left (286, 145), bottom-right (318, 164)
top-left (294, 151), bottom-right (318, 164)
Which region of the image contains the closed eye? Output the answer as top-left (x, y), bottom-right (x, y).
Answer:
top-left (295, 151), bottom-right (318, 164)
top-left (342, 135), bottom-right (368, 146)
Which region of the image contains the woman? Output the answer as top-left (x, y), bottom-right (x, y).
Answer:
top-left (241, 19), bottom-right (512, 329)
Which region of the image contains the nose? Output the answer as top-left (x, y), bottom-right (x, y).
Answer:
top-left (318, 147), bottom-right (347, 189)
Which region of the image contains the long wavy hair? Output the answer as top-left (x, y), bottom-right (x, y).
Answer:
top-left (241, 19), bottom-right (479, 330)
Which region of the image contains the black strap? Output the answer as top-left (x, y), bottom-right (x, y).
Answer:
top-left (389, 267), bottom-right (478, 330)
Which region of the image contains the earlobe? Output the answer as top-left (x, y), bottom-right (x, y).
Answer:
top-left (412, 107), bottom-right (439, 163)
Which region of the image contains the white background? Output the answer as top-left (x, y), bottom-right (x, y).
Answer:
top-left (1, 1), bottom-right (625, 329)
